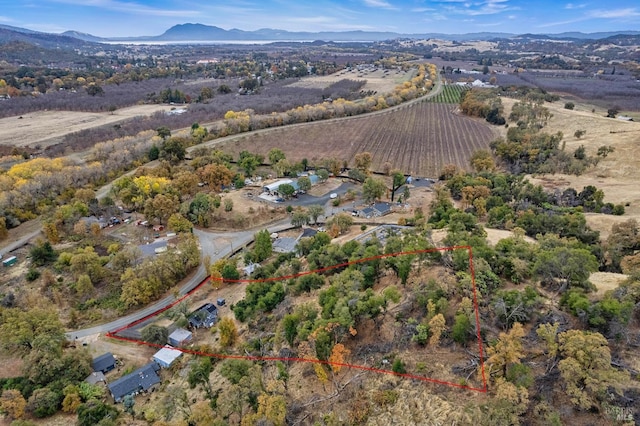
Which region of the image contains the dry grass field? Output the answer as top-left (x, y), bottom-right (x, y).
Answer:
top-left (499, 97), bottom-right (640, 237)
top-left (286, 67), bottom-right (416, 94)
top-left (0, 104), bottom-right (176, 150)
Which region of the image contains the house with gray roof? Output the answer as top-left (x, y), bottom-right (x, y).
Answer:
top-left (92, 352), bottom-right (116, 374)
top-left (108, 363), bottom-right (160, 403)
top-left (188, 303), bottom-right (218, 329)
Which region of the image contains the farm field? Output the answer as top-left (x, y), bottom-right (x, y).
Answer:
top-left (0, 104), bottom-right (176, 150)
top-left (218, 102), bottom-right (498, 177)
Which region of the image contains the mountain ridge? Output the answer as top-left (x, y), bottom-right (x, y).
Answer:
top-left (2, 23), bottom-right (640, 44)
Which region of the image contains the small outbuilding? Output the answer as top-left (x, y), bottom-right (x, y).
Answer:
top-left (92, 352), bottom-right (117, 374)
top-left (153, 346), bottom-right (183, 368)
top-left (168, 328), bottom-right (192, 347)
top-left (2, 256), bottom-right (17, 267)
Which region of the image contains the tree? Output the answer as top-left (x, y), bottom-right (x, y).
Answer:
top-left (487, 322), bottom-right (525, 377)
top-left (77, 400), bottom-right (119, 426)
top-left (198, 163), bottom-right (234, 192)
top-left (0, 307), bottom-right (65, 352)
top-left (188, 357), bottom-right (213, 399)
top-left (221, 262), bottom-right (240, 282)
top-left (238, 151), bottom-right (263, 177)
top-left (328, 343), bottom-right (351, 373)
top-left (297, 176), bottom-right (312, 192)
top-left (160, 137), bottom-right (186, 164)
top-left (86, 84), bottom-right (104, 96)
top-left (291, 210), bottom-right (310, 227)
top-left (534, 247), bottom-right (598, 291)
top-left (564, 102), bottom-right (575, 110)
top-left (428, 313), bottom-right (446, 346)
top-left (390, 171), bottom-right (405, 202)
top-left (354, 152), bottom-right (373, 174)
top-left (30, 240), bottom-right (57, 266)
top-left (268, 148), bottom-right (286, 165)
top-left (278, 183), bottom-right (296, 199)
top-left (156, 126), bottom-right (171, 140)
top-left (0, 217), bottom-right (8, 241)
top-left (168, 213), bottom-right (192, 233)
top-left (574, 129), bottom-right (586, 139)
top-left (606, 107), bottom-right (619, 118)
top-left (141, 325), bottom-right (168, 345)
top-left (316, 169), bottom-right (329, 182)
top-left (144, 193), bottom-right (179, 224)
top-left (0, 389), bottom-right (27, 420)
top-left (26, 387), bottom-right (60, 418)
top-left (536, 322), bottom-right (559, 360)
top-left (325, 213), bottom-right (353, 235)
top-left (218, 317), bottom-right (238, 347)
top-left (362, 177), bottom-right (386, 203)
top-left (308, 204), bottom-right (324, 224)
top-left (557, 330), bottom-right (629, 409)
top-left (253, 230), bottom-right (273, 262)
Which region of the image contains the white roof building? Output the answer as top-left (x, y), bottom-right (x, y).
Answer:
top-left (153, 346), bottom-right (183, 368)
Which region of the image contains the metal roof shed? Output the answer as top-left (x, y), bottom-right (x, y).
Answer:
top-left (153, 346), bottom-right (183, 368)
top-left (168, 328), bottom-right (192, 347)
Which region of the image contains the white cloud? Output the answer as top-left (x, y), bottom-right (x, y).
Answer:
top-left (565, 3), bottom-right (587, 9)
top-left (443, 0), bottom-right (515, 16)
top-left (587, 8), bottom-right (640, 18)
top-left (0, 16), bottom-right (13, 22)
top-left (362, 0), bottom-right (397, 10)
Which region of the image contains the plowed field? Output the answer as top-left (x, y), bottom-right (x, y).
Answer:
top-left (218, 102), bottom-right (498, 177)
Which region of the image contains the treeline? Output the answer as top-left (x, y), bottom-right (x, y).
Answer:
top-left (38, 78), bottom-right (366, 156)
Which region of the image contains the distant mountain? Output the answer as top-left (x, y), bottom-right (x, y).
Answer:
top-left (0, 26), bottom-right (90, 48)
top-left (2, 23), bottom-right (640, 45)
top-left (61, 30), bottom-right (105, 43)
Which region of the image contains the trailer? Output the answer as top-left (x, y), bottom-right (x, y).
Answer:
top-left (2, 256), bottom-right (17, 267)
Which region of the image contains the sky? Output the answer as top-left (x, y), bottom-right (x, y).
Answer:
top-left (1, 0), bottom-right (639, 37)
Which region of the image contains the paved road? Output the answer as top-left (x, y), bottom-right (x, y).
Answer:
top-left (67, 218), bottom-right (293, 339)
top-left (0, 229), bottom-right (41, 258)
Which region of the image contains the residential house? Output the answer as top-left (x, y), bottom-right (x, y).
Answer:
top-left (188, 303), bottom-right (218, 329)
top-left (108, 363), bottom-right (160, 403)
top-left (92, 352), bottom-right (117, 374)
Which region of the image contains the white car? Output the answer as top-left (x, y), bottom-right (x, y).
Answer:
top-left (330, 193), bottom-right (338, 199)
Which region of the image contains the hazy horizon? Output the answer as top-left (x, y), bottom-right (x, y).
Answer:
top-left (1, 1), bottom-right (639, 38)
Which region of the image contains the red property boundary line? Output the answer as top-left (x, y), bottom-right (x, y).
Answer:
top-left (106, 245), bottom-right (487, 393)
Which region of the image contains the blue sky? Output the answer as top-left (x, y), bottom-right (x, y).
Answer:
top-left (1, 0), bottom-right (639, 37)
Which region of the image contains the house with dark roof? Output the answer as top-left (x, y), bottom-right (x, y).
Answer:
top-left (188, 303), bottom-right (218, 329)
top-left (108, 363), bottom-right (161, 403)
top-left (372, 202), bottom-right (392, 216)
top-left (358, 203), bottom-right (392, 218)
top-left (92, 352), bottom-right (116, 374)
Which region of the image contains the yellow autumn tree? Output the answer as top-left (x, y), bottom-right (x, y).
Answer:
top-left (428, 314), bottom-right (446, 347)
top-left (487, 322), bottom-right (526, 377)
top-left (0, 389), bottom-right (26, 420)
top-left (558, 330), bottom-right (629, 409)
top-left (218, 317), bottom-right (238, 348)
